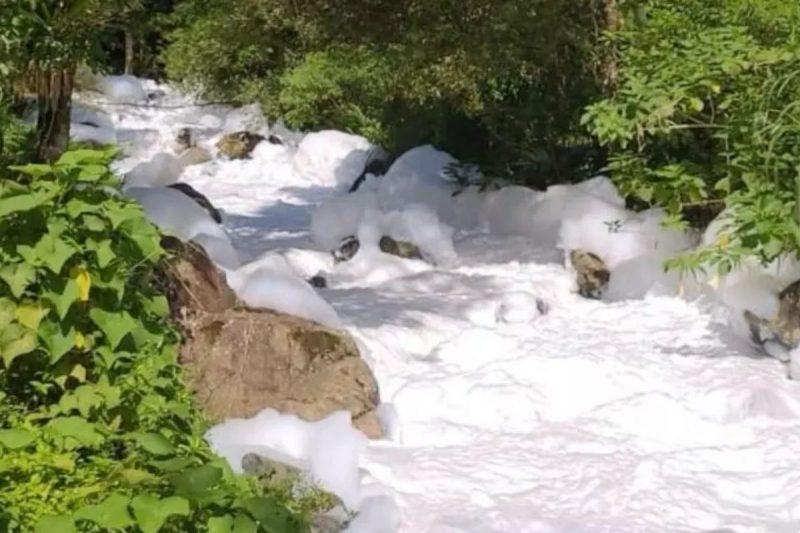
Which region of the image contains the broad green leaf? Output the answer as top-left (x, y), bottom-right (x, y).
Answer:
top-left (0, 298), bottom-right (15, 328)
top-left (105, 203), bottom-right (145, 229)
top-left (56, 149), bottom-right (109, 166)
top-left (16, 302), bottom-right (49, 331)
top-left (35, 515), bottom-right (76, 533)
top-left (233, 514), bottom-right (258, 533)
top-left (121, 468), bottom-right (159, 485)
top-left (243, 497), bottom-right (295, 533)
top-left (0, 428), bottom-right (35, 450)
top-left (10, 163), bottom-right (53, 178)
top-left (44, 277), bottom-right (81, 320)
top-left (82, 214), bottom-right (107, 232)
top-left (1, 324), bottom-right (37, 367)
top-left (130, 432), bottom-right (176, 457)
top-left (120, 216), bottom-right (162, 259)
top-left (74, 493), bottom-right (134, 530)
top-left (38, 320), bottom-right (77, 364)
top-left (169, 464), bottom-right (223, 499)
top-left (86, 238), bottom-right (115, 268)
top-left (0, 263), bottom-right (36, 298)
top-left (149, 456), bottom-right (196, 473)
top-left (18, 232), bottom-right (77, 274)
top-left (47, 416), bottom-right (105, 447)
top-left (66, 198), bottom-right (101, 218)
top-left (131, 494), bottom-right (190, 533)
top-left (208, 516), bottom-right (235, 533)
top-left (89, 308), bottom-right (137, 349)
top-left (0, 192), bottom-right (43, 218)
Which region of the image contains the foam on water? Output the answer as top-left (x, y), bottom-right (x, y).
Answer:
top-left (86, 78), bottom-right (800, 533)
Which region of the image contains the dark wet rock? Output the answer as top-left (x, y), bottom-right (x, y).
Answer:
top-left (379, 236), bottom-right (423, 261)
top-left (349, 146), bottom-right (391, 193)
top-left (536, 298), bottom-right (550, 315)
top-left (216, 131), bottom-right (266, 159)
top-left (308, 275), bottom-right (328, 289)
top-left (176, 127), bottom-right (195, 151)
top-left (744, 279), bottom-right (800, 349)
top-left (570, 249), bottom-right (610, 299)
top-left (268, 134), bottom-right (284, 145)
top-left (333, 236), bottom-right (361, 264)
top-left (167, 182), bottom-right (222, 223)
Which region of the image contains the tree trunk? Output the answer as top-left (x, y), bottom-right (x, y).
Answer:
top-left (593, 0), bottom-right (621, 96)
top-left (125, 30), bottom-right (136, 75)
top-left (35, 67), bottom-right (75, 163)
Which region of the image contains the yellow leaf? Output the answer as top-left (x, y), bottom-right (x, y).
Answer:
top-left (74, 331), bottom-right (86, 350)
top-left (52, 454), bottom-right (75, 472)
top-left (69, 266), bottom-right (91, 302)
top-left (718, 234), bottom-right (729, 248)
top-left (70, 364), bottom-right (86, 383)
top-left (16, 302), bottom-right (49, 331)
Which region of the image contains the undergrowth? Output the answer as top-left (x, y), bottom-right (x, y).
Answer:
top-left (0, 149), bottom-right (313, 532)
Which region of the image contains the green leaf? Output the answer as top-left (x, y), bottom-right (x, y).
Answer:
top-left (66, 198), bottom-right (101, 218)
top-left (208, 516), bottom-right (235, 533)
top-left (0, 298), bottom-right (15, 329)
top-left (0, 263), bottom-right (37, 298)
top-left (74, 493), bottom-right (134, 530)
top-left (0, 192), bottom-right (44, 218)
top-left (0, 428), bottom-right (36, 450)
top-left (1, 324), bottom-right (37, 367)
top-left (39, 320), bottom-right (78, 364)
top-left (86, 238), bottom-right (115, 268)
top-left (169, 464), bottom-right (223, 500)
top-left (56, 149), bottom-right (109, 167)
top-left (35, 515), bottom-right (76, 533)
top-left (47, 416), bottom-right (105, 447)
top-left (16, 302), bottom-right (49, 331)
top-left (90, 308), bottom-right (137, 349)
top-left (121, 468), bottom-right (159, 485)
top-left (43, 277), bottom-right (81, 320)
top-left (17, 232), bottom-right (77, 274)
top-left (149, 456), bottom-right (196, 473)
top-left (105, 203), bottom-right (145, 229)
top-left (131, 494), bottom-right (190, 533)
top-left (243, 497), bottom-right (295, 533)
top-left (120, 216), bottom-right (162, 259)
top-left (233, 514), bottom-right (258, 533)
top-left (82, 214), bottom-right (107, 232)
top-left (130, 432), bottom-right (176, 457)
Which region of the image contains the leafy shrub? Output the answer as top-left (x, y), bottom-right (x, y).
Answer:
top-left (0, 149), bottom-right (312, 532)
top-left (583, 0), bottom-right (800, 273)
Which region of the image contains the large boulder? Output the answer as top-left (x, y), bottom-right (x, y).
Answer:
top-left (160, 239), bottom-right (383, 438)
top-left (379, 235), bottom-right (423, 261)
top-left (180, 309), bottom-right (383, 438)
top-left (216, 131), bottom-right (266, 159)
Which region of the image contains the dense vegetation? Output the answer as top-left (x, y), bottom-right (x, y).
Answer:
top-left (0, 151), bottom-right (320, 531)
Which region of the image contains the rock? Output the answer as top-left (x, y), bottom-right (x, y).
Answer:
top-left (312, 505), bottom-right (352, 533)
top-left (379, 236), bottom-right (423, 261)
top-left (333, 236), bottom-right (360, 264)
top-left (156, 236), bottom-right (238, 316)
top-left (744, 279), bottom-right (800, 349)
top-left (570, 249), bottom-right (610, 299)
top-left (308, 275), bottom-right (328, 289)
top-left (349, 146), bottom-right (390, 193)
top-left (242, 452), bottom-right (302, 484)
top-left (268, 134), bottom-right (284, 145)
top-left (167, 182), bottom-right (222, 223)
top-left (177, 146), bottom-right (213, 168)
top-left (180, 308), bottom-right (383, 438)
top-left (160, 241), bottom-right (384, 439)
top-left (175, 127), bottom-right (195, 151)
top-left (216, 131), bottom-right (265, 159)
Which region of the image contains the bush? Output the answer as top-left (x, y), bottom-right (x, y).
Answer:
top-left (0, 149), bottom-right (313, 532)
top-left (583, 0), bottom-right (800, 273)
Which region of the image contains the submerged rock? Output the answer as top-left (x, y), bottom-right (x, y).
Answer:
top-left (167, 182), bottom-right (222, 223)
top-left (333, 236), bottom-right (361, 264)
top-left (570, 249), bottom-right (610, 299)
top-left (216, 131), bottom-right (266, 159)
top-left (744, 279), bottom-right (800, 349)
top-left (177, 146), bottom-right (213, 167)
top-left (308, 275), bottom-right (328, 289)
top-left (379, 236), bottom-right (423, 261)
